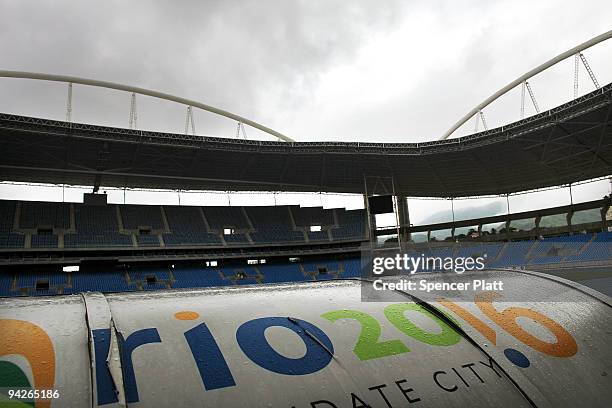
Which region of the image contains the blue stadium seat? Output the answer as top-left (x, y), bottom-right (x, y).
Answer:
top-left (246, 206), bottom-right (304, 243)
top-left (566, 232), bottom-right (612, 262)
top-left (121, 205), bottom-right (164, 229)
top-left (20, 201), bottom-right (70, 229)
top-left (136, 234), bottom-right (160, 247)
top-left (71, 271), bottom-right (130, 293)
top-left (0, 273), bottom-right (14, 296)
top-left (163, 206), bottom-right (222, 246)
top-left (223, 233), bottom-right (250, 245)
top-left (172, 267), bottom-right (226, 288)
top-left (262, 264), bottom-right (307, 283)
top-left (31, 234), bottom-right (59, 249)
top-left (0, 201), bottom-right (17, 233)
top-left (291, 207), bottom-right (335, 228)
top-left (203, 206), bottom-right (251, 230)
top-left (307, 230), bottom-right (330, 242)
top-left (331, 209), bottom-right (366, 241)
top-left (66, 204), bottom-right (132, 248)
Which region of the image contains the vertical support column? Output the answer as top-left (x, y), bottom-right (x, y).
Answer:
top-left (363, 193), bottom-right (376, 243)
top-left (396, 194), bottom-right (411, 243)
top-left (363, 175), bottom-right (400, 251)
top-left (601, 196), bottom-right (611, 232)
top-left (505, 219), bottom-right (512, 241)
top-left (566, 207), bottom-right (574, 235)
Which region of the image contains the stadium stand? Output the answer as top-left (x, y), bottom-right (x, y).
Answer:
top-left (2, 230), bottom-right (610, 297)
top-left (0, 194), bottom-right (610, 298)
top-left (565, 231), bottom-right (612, 262)
top-left (31, 233), bottom-right (59, 249)
top-left (20, 201), bottom-right (70, 229)
top-left (163, 206), bottom-right (222, 246)
top-left (246, 206), bottom-right (305, 243)
top-left (65, 204), bottom-right (132, 248)
top-left (331, 209), bottom-right (367, 240)
top-left (527, 234), bottom-right (593, 265)
top-left (203, 206), bottom-right (252, 244)
top-left (171, 267), bottom-right (226, 289)
top-left (71, 270), bottom-right (127, 293)
top-left (203, 206), bottom-right (251, 230)
top-left (0, 200), bottom-right (370, 249)
top-left (262, 263), bottom-right (308, 283)
top-left (120, 204), bottom-right (165, 230)
top-left (291, 206), bottom-right (335, 242)
top-left (0, 201), bottom-right (24, 249)
top-left (218, 265), bottom-right (263, 285)
top-left (291, 206), bottom-right (335, 227)
top-left (489, 241), bottom-right (535, 267)
top-left (136, 234), bottom-right (161, 247)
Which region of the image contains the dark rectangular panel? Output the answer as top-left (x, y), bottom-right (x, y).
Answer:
top-left (368, 195), bottom-right (393, 214)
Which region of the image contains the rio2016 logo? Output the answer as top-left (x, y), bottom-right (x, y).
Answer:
top-left (93, 293), bottom-right (578, 405)
top-left (0, 319), bottom-right (55, 408)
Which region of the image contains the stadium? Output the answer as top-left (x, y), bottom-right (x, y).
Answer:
top-left (1, 13), bottom-right (611, 408)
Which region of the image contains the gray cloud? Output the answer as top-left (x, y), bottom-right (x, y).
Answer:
top-left (1, 1), bottom-right (611, 141)
top-left (0, 0), bottom-right (406, 136)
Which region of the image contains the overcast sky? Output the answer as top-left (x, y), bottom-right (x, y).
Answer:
top-left (0, 1), bottom-right (611, 225)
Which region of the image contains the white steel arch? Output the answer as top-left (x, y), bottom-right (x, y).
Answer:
top-left (0, 70), bottom-right (295, 142)
top-left (440, 30), bottom-right (612, 140)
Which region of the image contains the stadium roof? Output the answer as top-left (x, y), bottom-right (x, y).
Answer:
top-left (1, 84), bottom-right (611, 197)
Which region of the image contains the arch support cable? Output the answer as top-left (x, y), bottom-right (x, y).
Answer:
top-left (236, 121), bottom-right (247, 139)
top-left (525, 81), bottom-right (540, 113)
top-left (65, 82), bottom-right (73, 123)
top-left (520, 81), bottom-right (526, 119)
top-left (474, 110), bottom-right (488, 132)
top-left (579, 53), bottom-right (600, 89)
top-left (479, 110), bottom-right (488, 130)
top-left (129, 92), bottom-right (137, 129)
top-left (0, 70), bottom-right (294, 142)
top-left (574, 54), bottom-right (580, 98)
top-left (184, 106), bottom-right (196, 136)
top-left (439, 30), bottom-right (612, 140)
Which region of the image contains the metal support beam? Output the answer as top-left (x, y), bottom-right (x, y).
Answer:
top-left (396, 194), bottom-right (411, 242)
